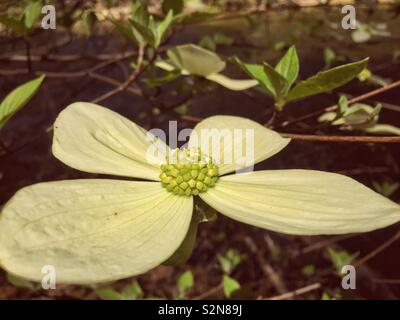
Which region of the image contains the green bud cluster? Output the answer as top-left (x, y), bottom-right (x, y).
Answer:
top-left (160, 148), bottom-right (219, 196)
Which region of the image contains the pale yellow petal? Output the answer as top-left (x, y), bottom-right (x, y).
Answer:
top-left (206, 73), bottom-right (259, 91)
top-left (188, 116), bottom-right (290, 175)
top-left (200, 170), bottom-right (400, 235)
top-left (0, 180), bottom-right (192, 284)
top-left (53, 102), bottom-right (169, 181)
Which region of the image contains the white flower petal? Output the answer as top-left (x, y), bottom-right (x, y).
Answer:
top-left (188, 116), bottom-right (290, 175)
top-left (53, 102), bottom-right (169, 181)
top-left (200, 170), bottom-right (400, 235)
top-left (0, 179), bottom-right (193, 284)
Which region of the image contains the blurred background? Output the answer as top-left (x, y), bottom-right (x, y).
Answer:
top-left (0, 0), bottom-right (400, 299)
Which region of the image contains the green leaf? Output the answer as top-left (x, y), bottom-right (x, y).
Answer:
top-left (301, 265), bottom-right (315, 277)
top-left (275, 45), bottom-right (299, 88)
top-left (162, 0), bottom-right (184, 14)
top-left (96, 288), bottom-right (124, 300)
top-left (206, 73), bottom-right (258, 91)
top-left (167, 44), bottom-right (225, 77)
top-left (365, 124), bottom-right (400, 136)
top-left (109, 18), bottom-right (137, 45)
top-left (263, 62), bottom-right (289, 102)
top-left (286, 58), bottom-right (369, 103)
top-left (328, 248), bottom-right (359, 274)
top-left (177, 271), bottom-right (194, 299)
top-left (217, 249), bottom-right (244, 274)
top-left (234, 58), bottom-right (276, 98)
top-left (7, 272), bottom-right (35, 290)
top-left (0, 75), bottom-right (45, 130)
top-left (0, 16), bottom-right (27, 36)
top-left (155, 10), bottom-right (174, 47)
top-left (338, 95), bottom-right (348, 114)
top-left (122, 281), bottom-right (143, 300)
top-left (129, 18), bottom-right (155, 46)
top-left (222, 275), bottom-right (240, 298)
top-left (24, 1), bottom-right (42, 29)
top-left (132, 3), bottom-right (149, 26)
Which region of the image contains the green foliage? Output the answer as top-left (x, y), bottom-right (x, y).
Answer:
top-left (0, 0), bottom-right (43, 37)
top-left (286, 58), bottom-right (368, 103)
top-left (7, 272), bottom-right (35, 290)
top-left (301, 264), bottom-right (315, 278)
top-left (351, 22), bottom-right (391, 43)
top-left (328, 248), bottom-right (359, 274)
top-left (199, 33), bottom-right (234, 51)
top-left (0, 75), bottom-right (45, 130)
top-left (177, 270), bottom-right (194, 299)
top-left (218, 249), bottom-right (244, 274)
top-left (235, 46), bottom-right (368, 110)
top-left (96, 280), bottom-right (144, 300)
top-left (372, 181), bottom-right (400, 198)
top-left (222, 275), bottom-right (240, 298)
top-left (24, 1), bottom-right (42, 29)
top-left (319, 95), bottom-right (400, 135)
top-left (128, 4), bottom-right (174, 48)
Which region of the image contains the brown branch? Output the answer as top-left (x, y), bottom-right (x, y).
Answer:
top-left (91, 45), bottom-right (146, 104)
top-left (279, 133), bottom-right (400, 143)
top-left (244, 236), bottom-right (287, 294)
top-left (181, 115), bottom-right (400, 143)
top-left (266, 282), bottom-right (321, 300)
top-left (280, 80), bottom-right (400, 128)
top-left (354, 230), bottom-right (400, 267)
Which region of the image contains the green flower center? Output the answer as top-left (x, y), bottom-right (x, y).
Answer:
top-left (160, 148), bottom-right (219, 196)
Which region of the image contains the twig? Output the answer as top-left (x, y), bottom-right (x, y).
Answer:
top-left (193, 284), bottom-right (223, 300)
top-left (266, 283), bottom-right (321, 300)
top-left (91, 45), bottom-right (145, 104)
top-left (244, 237), bottom-right (287, 294)
top-left (354, 230), bottom-right (400, 267)
top-left (180, 115), bottom-right (400, 143)
top-left (279, 133), bottom-right (400, 143)
top-left (372, 278), bottom-right (400, 284)
top-left (280, 80), bottom-right (400, 128)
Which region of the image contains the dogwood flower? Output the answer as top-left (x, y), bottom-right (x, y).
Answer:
top-left (0, 102), bottom-right (399, 284)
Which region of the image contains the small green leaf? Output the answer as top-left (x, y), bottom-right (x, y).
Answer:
top-left (155, 10), bottom-right (174, 47)
top-left (109, 18), bottom-right (137, 44)
top-left (217, 249), bottom-right (244, 274)
top-left (96, 288), bottom-right (124, 300)
top-left (286, 58), bottom-right (368, 103)
top-left (0, 16), bottom-right (27, 36)
top-left (275, 45), bottom-right (299, 88)
top-left (167, 44), bottom-right (225, 77)
top-left (365, 124), bottom-right (400, 136)
top-left (222, 275), bottom-right (240, 298)
top-left (323, 48), bottom-right (336, 68)
top-left (234, 58), bottom-right (276, 98)
top-left (338, 95), bottom-right (348, 114)
top-left (328, 248), bottom-right (359, 274)
top-left (301, 264), bottom-right (315, 277)
top-left (0, 75), bottom-right (45, 130)
top-left (129, 18), bottom-right (155, 46)
top-left (7, 272), bottom-right (35, 290)
top-left (24, 1), bottom-right (42, 29)
top-left (177, 271), bottom-right (194, 299)
top-left (263, 62), bottom-right (289, 102)
top-left (122, 281), bottom-right (143, 300)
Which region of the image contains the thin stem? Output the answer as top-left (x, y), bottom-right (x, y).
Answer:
top-left (279, 80), bottom-right (400, 128)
